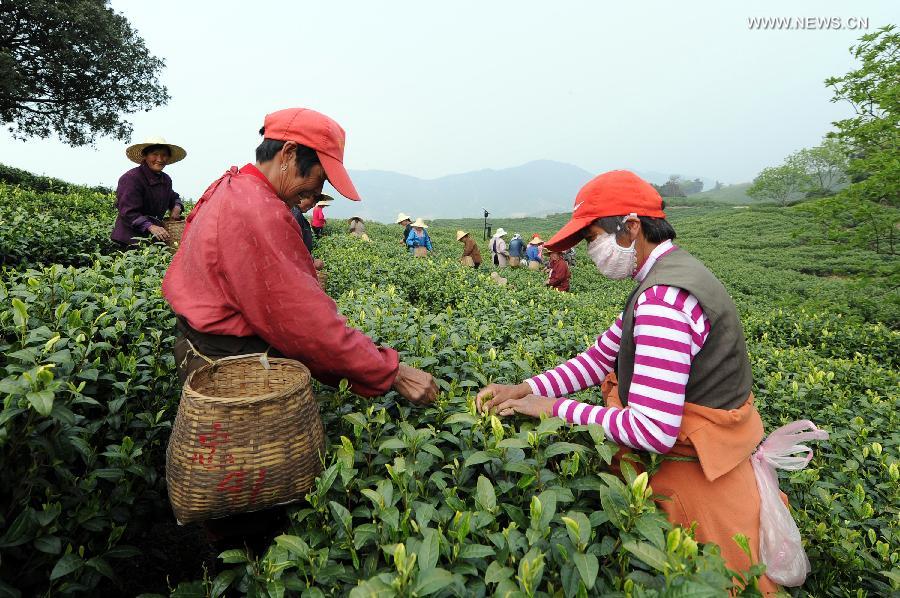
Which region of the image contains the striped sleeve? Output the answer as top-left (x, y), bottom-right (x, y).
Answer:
top-left (525, 314), bottom-right (623, 397)
top-left (549, 285), bottom-right (710, 454)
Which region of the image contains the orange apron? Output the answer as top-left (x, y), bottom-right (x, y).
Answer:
top-left (600, 374), bottom-right (779, 594)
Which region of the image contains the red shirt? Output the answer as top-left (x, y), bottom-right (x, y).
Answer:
top-left (311, 205), bottom-right (326, 227)
top-left (162, 164), bottom-right (399, 397)
top-left (548, 258), bottom-right (571, 292)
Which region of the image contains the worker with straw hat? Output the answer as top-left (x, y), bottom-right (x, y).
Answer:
top-left (490, 227), bottom-right (509, 267)
top-left (456, 230), bottom-right (482, 268)
top-left (405, 217), bottom-right (432, 256)
top-left (111, 136), bottom-right (186, 247)
top-left (396, 213), bottom-right (412, 244)
top-left (162, 108), bottom-right (437, 555)
top-left (526, 235), bottom-right (544, 269)
top-left (311, 195), bottom-right (332, 238)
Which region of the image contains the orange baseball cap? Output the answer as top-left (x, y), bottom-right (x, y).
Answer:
top-left (544, 170), bottom-right (665, 251)
top-left (262, 108), bottom-right (361, 201)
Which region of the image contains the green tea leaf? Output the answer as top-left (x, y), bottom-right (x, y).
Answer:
top-left (476, 475), bottom-right (497, 512)
top-left (413, 567), bottom-right (453, 596)
top-left (572, 552), bottom-right (598, 590)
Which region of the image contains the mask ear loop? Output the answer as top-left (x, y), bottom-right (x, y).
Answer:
top-left (615, 213), bottom-right (639, 232)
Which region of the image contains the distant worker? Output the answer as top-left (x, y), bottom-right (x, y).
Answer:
top-left (531, 233), bottom-right (544, 261)
top-left (456, 230), bottom-right (482, 268)
top-left (406, 217), bottom-right (433, 256)
top-left (396, 212), bottom-right (412, 243)
top-left (290, 195), bottom-right (326, 287)
top-left (526, 235), bottom-right (544, 269)
top-left (112, 136), bottom-right (186, 247)
top-left (348, 216), bottom-right (370, 241)
top-left (311, 195), bottom-right (332, 238)
top-left (508, 233), bottom-right (525, 267)
top-left (490, 227), bottom-right (509, 267)
top-left (546, 250), bottom-right (571, 292)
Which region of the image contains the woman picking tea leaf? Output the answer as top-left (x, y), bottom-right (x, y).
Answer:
top-left (477, 170), bottom-right (821, 593)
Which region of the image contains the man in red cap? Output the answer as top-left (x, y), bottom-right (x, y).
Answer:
top-left (477, 170), bottom-right (793, 592)
top-left (162, 108), bottom-right (437, 552)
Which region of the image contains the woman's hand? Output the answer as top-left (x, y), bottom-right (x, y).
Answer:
top-left (170, 206), bottom-right (183, 219)
top-left (486, 394), bottom-right (557, 419)
top-left (148, 224), bottom-right (171, 242)
top-left (476, 382), bottom-right (531, 413)
top-left (393, 363), bottom-right (438, 406)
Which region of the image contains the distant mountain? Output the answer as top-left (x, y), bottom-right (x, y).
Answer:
top-left (324, 160), bottom-right (719, 222)
top-left (324, 160), bottom-right (593, 223)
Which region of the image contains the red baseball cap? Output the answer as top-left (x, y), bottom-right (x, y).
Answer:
top-left (262, 108), bottom-right (361, 201)
top-left (544, 170), bottom-right (665, 252)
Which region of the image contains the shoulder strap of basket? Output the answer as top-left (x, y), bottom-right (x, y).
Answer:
top-left (183, 337), bottom-right (273, 372)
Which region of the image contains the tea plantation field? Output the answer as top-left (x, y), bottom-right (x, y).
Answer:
top-left (0, 180), bottom-right (897, 597)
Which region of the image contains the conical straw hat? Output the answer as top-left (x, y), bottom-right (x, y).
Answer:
top-left (125, 136), bottom-right (187, 165)
top-left (456, 230), bottom-right (468, 241)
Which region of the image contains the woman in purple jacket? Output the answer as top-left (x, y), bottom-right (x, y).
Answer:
top-left (111, 136), bottom-right (187, 247)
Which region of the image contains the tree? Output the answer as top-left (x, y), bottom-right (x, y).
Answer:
top-left (680, 178), bottom-right (704, 195)
top-left (793, 139), bottom-right (849, 198)
top-left (746, 159), bottom-right (809, 206)
top-left (0, 0), bottom-right (169, 146)
top-left (810, 25), bottom-right (899, 253)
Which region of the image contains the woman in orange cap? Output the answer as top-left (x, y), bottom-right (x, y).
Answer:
top-left (477, 170), bottom-right (788, 592)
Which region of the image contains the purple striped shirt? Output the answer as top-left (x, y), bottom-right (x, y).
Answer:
top-left (526, 241), bottom-right (710, 454)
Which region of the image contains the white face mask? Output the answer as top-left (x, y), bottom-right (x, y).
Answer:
top-left (587, 232), bottom-right (637, 279)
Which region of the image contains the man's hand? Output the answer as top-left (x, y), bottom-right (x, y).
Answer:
top-left (148, 224), bottom-right (171, 242)
top-left (393, 363), bottom-right (438, 406)
top-left (476, 382), bottom-right (531, 413)
top-left (312, 258), bottom-right (325, 270)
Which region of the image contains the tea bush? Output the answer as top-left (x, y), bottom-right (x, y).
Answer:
top-left (0, 187), bottom-right (897, 596)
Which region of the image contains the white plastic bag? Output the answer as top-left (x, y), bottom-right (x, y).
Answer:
top-left (750, 419), bottom-right (829, 586)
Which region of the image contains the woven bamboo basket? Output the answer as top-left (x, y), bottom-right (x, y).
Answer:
top-left (460, 256), bottom-right (475, 267)
top-left (162, 218), bottom-right (186, 251)
top-left (413, 246), bottom-right (428, 258)
top-left (528, 260), bottom-right (542, 271)
top-left (166, 354), bottom-right (325, 524)
top-left (509, 257), bottom-right (521, 268)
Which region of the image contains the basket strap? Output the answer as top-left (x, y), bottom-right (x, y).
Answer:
top-left (184, 337), bottom-right (273, 370)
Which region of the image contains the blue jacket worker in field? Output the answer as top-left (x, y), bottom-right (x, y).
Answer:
top-left (111, 136), bottom-right (185, 247)
top-left (406, 217), bottom-right (433, 255)
top-left (508, 233), bottom-right (525, 266)
top-left (476, 170), bottom-right (825, 593)
top-left (525, 236), bottom-right (543, 265)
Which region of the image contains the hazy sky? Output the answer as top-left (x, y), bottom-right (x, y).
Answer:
top-left (1, 1), bottom-right (896, 200)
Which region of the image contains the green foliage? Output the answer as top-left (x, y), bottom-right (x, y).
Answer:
top-left (0, 0), bottom-right (170, 145)
top-left (0, 248), bottom-right (180, 595)
top-left (746, 160), bottom-right (810, 206)
top-left (0, 187), bottom-right (897, 595)
top-left (0, 163), bottom-right (112, 195)
top-left (0, 182), bottom-right (119, 267)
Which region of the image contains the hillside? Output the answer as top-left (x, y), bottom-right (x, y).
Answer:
top-left (323, 160), bottom-right (721, 222)
top-left (691, 182), bottom-right (753, 204)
